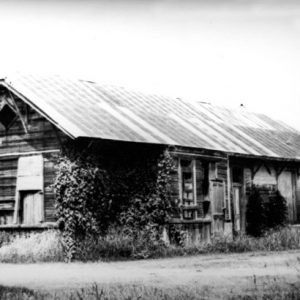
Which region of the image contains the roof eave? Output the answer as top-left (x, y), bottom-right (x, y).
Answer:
top-left (0, 80), bottom-right (76, 140)
top-left (227, 151), bottom-right (300, 163)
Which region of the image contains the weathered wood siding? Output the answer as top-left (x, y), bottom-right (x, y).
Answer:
top-left (210, 161), bottom-right (228, 236)
top-left (296, 172), bottom-right (300, 222)
top-left (252, 165), bottom-right (297, 223)
top-left (0, 98), bottom-right (66, 225)
top-left (253, 165), bottom-right (277, 187)
top-left (169, 154), bottom-right (230, 241)
top-left (43, 152), bottom-right (61, 222)
top-left (238, 162), bottom-right (299, 226)
top-left (278, 171), bottom-right (296, 223)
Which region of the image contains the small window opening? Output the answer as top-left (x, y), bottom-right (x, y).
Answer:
top-left (0, 104), bottom-right (17, 129)
top-left (181, 159), bottom-right (194, 206)
top-left (232, 167), bottom-right (243, 183)
top-left (202, 161), bottom-right (209, 195)
top-left (179, 158), bottom-right (212, 220)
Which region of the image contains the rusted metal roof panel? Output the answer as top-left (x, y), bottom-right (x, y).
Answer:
top-left (1, 74), bottom-right (300, 160)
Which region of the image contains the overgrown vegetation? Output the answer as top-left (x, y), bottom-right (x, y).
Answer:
top-left (54, 154), bottom-right (109, 261)
top-left (0, 231), bottom-right (13, 248)
top-left (0, 226), bottom-right (300, 263)
top-left (246, 188), bottom-right (287, 237)
top-left (2, 280), bottom-right (300, 300)
top-left (54, 140), bottom-right (177, 261)
top-left (0, 231), bottom-right (64, 263)
top-left (71, 226), bottom-right (300, 261)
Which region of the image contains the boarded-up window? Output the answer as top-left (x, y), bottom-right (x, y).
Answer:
top-left (17, 155), bottom-right (43, 190)
top-left (212, 182), bottom-right (225, 215)
top-left (13, 155), bottom-right (44, 224)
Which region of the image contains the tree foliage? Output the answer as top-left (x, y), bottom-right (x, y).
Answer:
top-left (119, 150), bottom-right (177, 235)
top-left (246, 188), bottom-right (266, 237)
top-left (54, 140), bottom-right (177, 261)
top-left (246, 188), bottom-right (288, 237)
top-left (267, 190), bottom-right (288, 229)
top-left (54, 155), bottom-right (109, 261)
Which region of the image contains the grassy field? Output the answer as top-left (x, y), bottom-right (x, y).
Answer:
top-left (0, 250), bottom-right (299, 299)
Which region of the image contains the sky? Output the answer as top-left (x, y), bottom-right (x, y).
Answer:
top-left (0, 0), bottom-right (300, 130)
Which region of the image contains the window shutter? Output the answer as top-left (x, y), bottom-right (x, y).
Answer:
top-left (17, 155), bottom-right (43, 190)
top-left (296, 175), bottom-right (300, 223)
top-left (216, 162), bottom-right (227, 181)
top-left (13, 155), bottom-right (44, 224)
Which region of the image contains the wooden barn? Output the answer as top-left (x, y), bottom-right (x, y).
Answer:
top-left (0, 74), bottom-right (299, 241)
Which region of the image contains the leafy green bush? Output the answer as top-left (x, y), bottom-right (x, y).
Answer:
top-left (119, 150), bottom-right (177, 243)
top-left (246, 188), bottom-right (288, 237)
top-left (267, 191), bottom-right (288, 229)
top-left (54, 155), bottom-right (109, 261)
top-left (246, 188), bottom-right (266, 236)
top-left (54, 141), bottom-right (177, 261)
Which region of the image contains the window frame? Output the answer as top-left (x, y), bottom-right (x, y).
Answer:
top-left (13, 154), bottom-right (44, 225)
top-left (178, 158), bottom-right (197, 207)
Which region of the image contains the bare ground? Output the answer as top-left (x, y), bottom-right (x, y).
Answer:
top-left (0, 250), bottom-right (299, 297)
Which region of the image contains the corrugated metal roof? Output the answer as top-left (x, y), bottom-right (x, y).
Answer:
top-left (1, 74), bottom-right (300, 160)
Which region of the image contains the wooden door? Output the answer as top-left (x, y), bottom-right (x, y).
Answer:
top-left (278, 171), bottom-right (296, 223)
top-left (233, 184), bottom-right (241, 232)
top-left (22, 192), bottom-right (43, 225)
top-left (211, 181), bottom-right (225, 235)
top-left (296, 175), bottom-right (300, 223)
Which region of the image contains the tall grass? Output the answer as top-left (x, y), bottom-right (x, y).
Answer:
top-left (0, 226), bottom-right (299, 263)
top-left (1, 281), bottom-right (300, 300)
top-left (75, 226), bottom-right (300, 261)
top-left (93, 226), bottom-right (300, 260)
top-left (176, 226), bottom-right (300, 256)
top-left (0, 230), bottom-right (64, 263)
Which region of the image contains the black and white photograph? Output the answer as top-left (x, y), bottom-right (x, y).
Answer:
top-left (0, 0), bottom-right (299, 299)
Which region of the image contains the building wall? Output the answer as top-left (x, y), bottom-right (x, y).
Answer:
top-left (0, 97), bottom-right (66, 225)
top-left (235, 161), bottom-right (300, 231)
top-left (0, 92), bottom-right (298, 235)
top-left (169, 151), bottom-right (232, 243)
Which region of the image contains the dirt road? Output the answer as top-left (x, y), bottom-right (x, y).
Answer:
top-left (0, 250), bottom-right (299, 296)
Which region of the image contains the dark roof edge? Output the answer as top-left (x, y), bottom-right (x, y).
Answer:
top-left (173, 144), bottom-right (300, 163)
top-left (227, 152), bottom-right (300, 163)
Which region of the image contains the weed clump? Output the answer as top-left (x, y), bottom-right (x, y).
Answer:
top-left (0, 230), bottom-right (64, 263)
top-left (0, 226), bottom-right (300, 263)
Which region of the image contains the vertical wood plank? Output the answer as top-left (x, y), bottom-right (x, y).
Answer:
top-left (227, 159), bottom-right (232, 220)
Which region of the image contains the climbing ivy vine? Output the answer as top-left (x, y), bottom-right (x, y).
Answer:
top-left (54, 140), bottom-right (177, 261)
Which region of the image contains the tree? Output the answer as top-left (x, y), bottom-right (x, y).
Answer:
top-left (246, 188), bottom-right (266, 237)
top-left (267, 190), bottom-right (287, 229)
